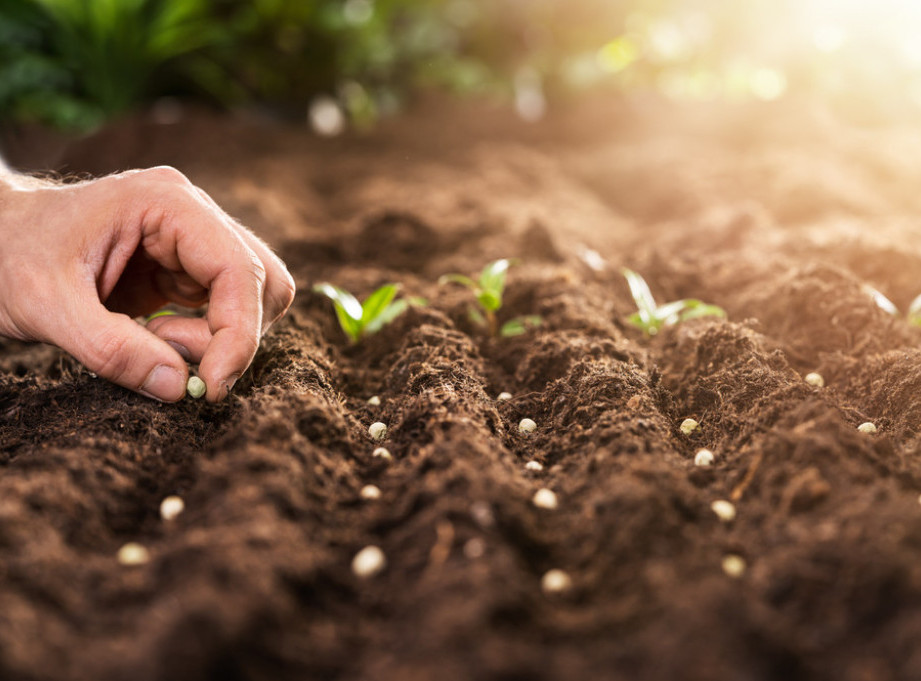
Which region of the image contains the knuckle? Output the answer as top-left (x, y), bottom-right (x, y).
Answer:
top-left (141, 165), bottom-right (191, 186)
top-left (86, 327), bottom-right (134, 382)
top-left (249, 252), bottom-right (268, 287)
top-left (270, 272), bottom-right (296, 318)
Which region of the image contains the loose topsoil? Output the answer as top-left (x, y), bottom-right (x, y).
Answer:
top-left (4, 97), bottom-right (921, 681)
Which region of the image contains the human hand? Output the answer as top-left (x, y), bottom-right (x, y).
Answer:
top-left (0, 166), bottom-right (295, 402)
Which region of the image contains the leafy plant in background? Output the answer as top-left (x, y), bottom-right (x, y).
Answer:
top-left (0, 0), bottom-right (222, 129)
top-left (439, 259), bottom-right (541, 337)
top-left (312, 282), bottom-right (425, 344)
top-left (622, 268), bottom-right (725, 336)
top-left (0, 0), bottom-right (494, 131)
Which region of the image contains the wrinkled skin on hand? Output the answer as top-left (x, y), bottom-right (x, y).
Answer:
top-left (0, 166), bottom-right (296, 402)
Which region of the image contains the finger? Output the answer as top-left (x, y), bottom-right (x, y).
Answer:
top-left (145, 315), bottom-right (212, 363)
top-left (54, 297), bottom-right (188, 402)
top-left (138, 187), bottom-right (265, 400)
top-left (239, 230), bottom-right (297, 333)
top-left (153, 269), bottom-right (209, 308)
top-left (196, 253), bottom-right (265, 401)
top-left (192, 187), bottom-right (295, 332)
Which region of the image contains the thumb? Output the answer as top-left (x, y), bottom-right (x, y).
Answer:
top-left (54, 300), bottom-right (189, 402)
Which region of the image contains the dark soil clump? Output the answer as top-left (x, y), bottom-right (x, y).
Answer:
top-left (4, 99), bottom-right (921, 680)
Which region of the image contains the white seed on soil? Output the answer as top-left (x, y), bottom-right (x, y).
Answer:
top-left (360, 485), bottom-right (381, 500)
top-left (519, 418), bottom-right (537, 434)
top-left (804, 372), bottom-right (825, 388)
top-left (372, 447), bottom-right (392, 461)
top-left (532, 488), bottom-right (558, 510)
top-left (680, 418), bottom-right (699, 435)
top-left (117, 542), bottom-right (150, 566)
top-left (470, 501), bottom-right (495, 527)
top-left (464, 537), bottom-right (486, 559)
top-left (351, 545), bottom-right (386, 578)
top-left (541, 569), bottom-right (573, 595)
top-left (694, 449), bottom-right (715, 467)
top-left (159, 496), bottom-right (185, 521)
top-left (525, 460), bottom-right (544, 472)
top-left (186, 376), bottom-right (206, 399)
top-left (497, 392), bottom-right (513, 401)
top-left (858, 422), bottom-right (878, 434)
top-left (711, 499), bottom-right (737, 522)
top-left (722, 554), bottom-right (746, 578)
top-left (367, 395), bottom-right (381, 406)
top-left (368, 422), bottom-right (388, 440)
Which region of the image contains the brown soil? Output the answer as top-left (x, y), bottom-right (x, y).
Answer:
top-left (4, 97), bottom-right (921, 681)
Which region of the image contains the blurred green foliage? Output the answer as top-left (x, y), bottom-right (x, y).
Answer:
top-left (3, 0), bottom-right (921, 131)
top-left (0, 0), bottom-right (512, 130)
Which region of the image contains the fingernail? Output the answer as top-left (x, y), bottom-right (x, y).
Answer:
top-left (140, 365), bottom-right (185, 402)
top-left (221, 373), bottom-right (240, 400)
top-left (166, 341), bottom-right (191, 361)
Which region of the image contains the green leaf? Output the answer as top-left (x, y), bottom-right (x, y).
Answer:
top-left (500, 315), bottom-right (542, 337)
top-left (313, 283), bottom-right (363, 342)
top-left (909, 293), bottom-right (921, 326)
top-left (478, 259), bottom-right (510, 296)
top-left (654, 300), bottom-right (689, 325)
top-left (145, 309), bottom-right (178, 322)
top-left (438, 273), bottom-right (478, 290)
top-left (366, 299), bottom-right (408, 334)
top-left (862, 284), bottom-right (898, 316)
top-left (361, 283), bottom-right (400, 326)
top-left (468, 305), bottom-right (486, 327)
top-left (626, 311), bottom-right (647, 331)
top-left (477, 289), bottom-right (501, 312)
top-left (679, 300), bottom-right (727, 321)
top-left (622, 268), bottom-right (658, 325)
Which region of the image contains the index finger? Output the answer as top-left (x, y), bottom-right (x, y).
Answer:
top-left (132, 168), bottom-right (266, 400)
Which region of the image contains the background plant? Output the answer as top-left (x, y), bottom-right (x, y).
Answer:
top-left (622, 268), bottom-right (725, 336)
top-left (4, 0), bottom-right (921, 131)
top-left (313, 282), bottom-right (424, 344)
top-left (439, 259), bottom-right (541, 337)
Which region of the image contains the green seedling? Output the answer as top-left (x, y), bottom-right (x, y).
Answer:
top-left (622, 268), bottom-right (725, 336)
top-left (186, 376), bottom-right (206, 399)
top-left (439, 259), bottom-right (541, 337)
top-left (863, 284), bottom-right (898, 316)
top-left (908, 293), bottom-right (921, 327)
top-left (313, 283), bottom-right (424, 344)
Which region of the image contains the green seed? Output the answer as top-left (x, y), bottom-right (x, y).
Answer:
top-left (541, 569), bottom-right (573, 595)
top-left (804, 372), bottom-right (825, 387)
top-left (352, 545), bottom-right (387, 578)
top-left (711, 499), bottom-right (736, 522)
top-left (722, 554), bottom-right (746, 578)
top-left (519, 418), bottom-right (537, 434)
top-left (680, 418), bottom-right (699, 435)
top-left (117, 542), bottom-right (150, 566)
top-left (369, 422), bottom-right (388, 440)
top-left (187, 376), bottom-right (206, 399)
top-left (694, 449), bottom-right (715, 467)
top-left (532, 487), bottom-right (558, 510)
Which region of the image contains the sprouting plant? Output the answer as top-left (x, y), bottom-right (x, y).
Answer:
top-left (901, 290), bottom-right (921, 327)
top-left (862, 284), bottom-right (898, 316)
top-left (313, 282), bottom-right (424, 343)
top-left (622, 268), bottom-right (725, 336)
top-left (439, 259), bottom-right (541, 337)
